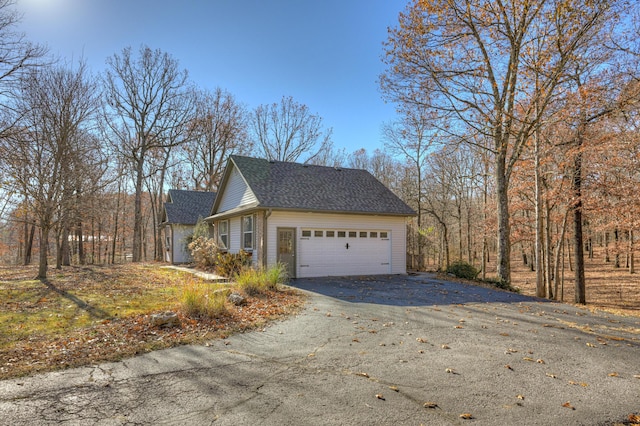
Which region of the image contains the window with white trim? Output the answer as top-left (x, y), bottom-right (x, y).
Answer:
top-left (242, 215), bottom-right (254, 250)
top-left (218, 220), bottom-right (229, 249)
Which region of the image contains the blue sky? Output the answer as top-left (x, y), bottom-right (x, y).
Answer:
top-left (16, 0), bottom-right (407, 154)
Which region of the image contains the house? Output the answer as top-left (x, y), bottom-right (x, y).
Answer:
top-left (206, 155), bottom-right (416, 278)
top-left (162, 189), bottom-right (217, 264)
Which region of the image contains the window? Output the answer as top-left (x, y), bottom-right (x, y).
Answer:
top-left (218, 220), bottom-right (229, 249)
top-left (337, 231), bottom-right (346, 238)
top-left (348, 231), bottom-right (357, 238)
top-left (326, 231), bottom-right (335, 237)
top-left (359, 231), bottom-right (367, 238)
top-left (370, 232), bottom-right (378, 238)
top-left (302, 230), bottom-right (311, 237)
top-left (380, 231), bottom-right (388, 239)
top-left (314, 230), bottom-right (323, 237)
top-left (242, 215), bottom-right (253, 250)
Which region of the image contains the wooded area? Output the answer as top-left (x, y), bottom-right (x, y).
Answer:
top-left (1, 0), bottom-right (640, 307)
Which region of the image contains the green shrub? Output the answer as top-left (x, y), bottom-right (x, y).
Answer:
top-left (215, 250), bottom-right (251, 277)
top-left (188, 236), bottom-right (219, 268)
top-left (446, 260), bottom-right (480, 280)
top-left (481, 277), bottom-right (520, 293)
top-left (264, 263), bottom-right (288, 290)
top-left (180, 279), bottom-right (227, 319)
top-left (235, 267), bottom-right (263, 296)
top-left (235, 264), bottom-right (288, 296)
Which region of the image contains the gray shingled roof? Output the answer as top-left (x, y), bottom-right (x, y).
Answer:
top-left (229, 155), bottom-right (415, 216)
top-left (163, 190), bottom-right (216, 225)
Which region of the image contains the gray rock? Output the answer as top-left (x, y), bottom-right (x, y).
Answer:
top-left (150, 311), bottom-right (180, 328)
top-left (227, 292), bottom-right (246, 306)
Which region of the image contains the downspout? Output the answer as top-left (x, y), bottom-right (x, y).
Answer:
top-left (263, 209), bottom-right (272, 268)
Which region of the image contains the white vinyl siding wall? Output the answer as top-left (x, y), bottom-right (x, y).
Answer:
top-left (266, 211), bottom-right (407, 278)
top-left (217, 166), bottom-right (257, 212)
top-left (224, 215), bottom-right (259, 266)
top-left (170, 224), bottom-right (194, 264)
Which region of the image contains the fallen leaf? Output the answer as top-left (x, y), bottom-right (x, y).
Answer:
top-left (375, 394), bottom-right (385, 400)
top-left (352, 338), bottom-right (359, 342)
top-left (634, 375), bottom-right (640, 379)
top-left (506, 348), bottom-right (518, 353)
top-left (423, 401), bottom-right (439, 409)
top-left (441, 344), bottom-right (450, 349)
top-left (389, 385), bottom-right (399, 392)
top-left (628, 413), bottom-right (640, 423)
top-left (459, 413), bottom-right (474, 419)
top-left (523, 357), bottom-right (535, 362)
top-left (586, 342), bottom-right (596, 348)
top-left (562, 402), bottom-right (575, 410)
top-left (608, 372), bottom-right (619, 377)
top-left (516, 394), bottom-right (525, 400)
top-left (546, 373), bottom-right (557, 379)
top-left (505, 364), bottom-right (513, 370)
top-left (356, 372), bottom-right (369, 378)
top-left (500, 332), bottom-right (509, 336)
top-left (416, 337), bottom-right (427, 343)
top-left (455, 325), bottom-right (464, 329)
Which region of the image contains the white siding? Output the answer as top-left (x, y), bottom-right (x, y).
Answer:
top-left (229, 216), bottom-right (241, 253)
top-left (266, 211), bottom-right (407, 278)
top-left (171, 224), bottom-right (194, 264)
top-left (218, 166), bottom-right (257, 212)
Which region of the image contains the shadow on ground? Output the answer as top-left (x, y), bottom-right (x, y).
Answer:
top-left (290, 273), bottom-right (547, 307)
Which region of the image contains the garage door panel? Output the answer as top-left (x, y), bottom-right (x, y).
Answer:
top-left (298, 230), bottom-right (391, 278)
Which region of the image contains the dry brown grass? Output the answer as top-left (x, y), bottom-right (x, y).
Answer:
top-left (505, 247), bottom-right (640, 317)
top-left (0, 263), bottom-right (304, 380)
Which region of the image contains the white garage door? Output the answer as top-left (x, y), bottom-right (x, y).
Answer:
top-left (298, 229), bottom-right (391, 277)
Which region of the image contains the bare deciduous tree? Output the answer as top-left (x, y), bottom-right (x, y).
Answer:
top-left (0, 61), bottom-right (101, 279)
top-left (381, 0), bottom-right (619, 286)
top-left (251, 95), bottom-right (332, 163)
top-left (103, 45), bottom-right (195, 262)
top-left (182, 87), bottom-right (250, 191)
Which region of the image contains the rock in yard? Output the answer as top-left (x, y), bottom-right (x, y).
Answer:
top-left (150, 311), bottom-right (180, 328)
top-left (228, 292), bottom-right (246, 306)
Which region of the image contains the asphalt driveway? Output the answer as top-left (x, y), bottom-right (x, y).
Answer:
top-left (1, 273), bottom-right (639, 425)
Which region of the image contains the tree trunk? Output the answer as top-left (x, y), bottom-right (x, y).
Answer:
top-left (132, 157), bottom-right (145, 262)
top-left (535, 145), bottom-right (545, 296)
top-left (37, 227), bottom-right (49, 279)
top-left (111, 178), bottom-right (122, 264)
top-left (573, 149), bottom-right (586, 305)
top-left (24, 222), bottom-right (35, 265)
top-left (545, 200), bottom-right (553, 299)
top-left (495, 154), bottom-right (511, 285)
top-left (614, 228), bottom-right (620, 268)
top-left (77, 221), bottom-right (85, 265)
top-left (553, 211), bottom-right (569, 301)
top-left (629, 229), bottom-right (635, 274)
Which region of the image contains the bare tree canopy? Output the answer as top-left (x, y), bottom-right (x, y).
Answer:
top-left (381, 0), bottom-right (623, 286)
top-left (102, 45), bottom-right (196, 262)
top-left (0, 60), bottom-right (101, 278)
top-left (182, 87), bottom-right (250, 191)
top-left (251, 95), bottom-right (332, 163)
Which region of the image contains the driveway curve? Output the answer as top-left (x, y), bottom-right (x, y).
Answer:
top-left (1, 273), bottom-right (639, 425)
